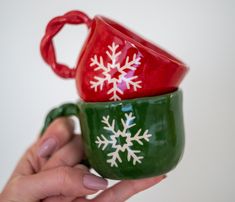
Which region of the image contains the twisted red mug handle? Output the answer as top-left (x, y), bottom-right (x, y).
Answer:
top-left (40, 10), bottom-right (92, 78)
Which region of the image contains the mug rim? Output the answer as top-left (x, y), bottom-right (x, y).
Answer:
top-left (95, 15), bottom-right (188, 70)
top-left (79, 89), bottom-right (181, 105)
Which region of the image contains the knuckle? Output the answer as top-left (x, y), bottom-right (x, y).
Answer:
top-left (6, 176), bottom-right (23, 197)
top-left (55, 166), bottom-right (85, 196)
top-left (56, 166), bottom-right (71, 188)
top-left (26, 146), bottom-right (40, 172)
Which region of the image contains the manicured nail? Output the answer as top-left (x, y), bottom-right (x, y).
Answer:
top-left (162, 175), bottom-right (167, 179)
top-left (38, 138), bottom-right (57, 158)
top-left (83, 174), bottom-right (108, 190)
top-left (68, 118), bottom-right (75, 129)
top-left (75, 164), bottom-right (89, 171)
top-left (153, 175), bottom-right (167, 183)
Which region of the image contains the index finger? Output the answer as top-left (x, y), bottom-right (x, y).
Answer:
top-left (93, 175), bottom-right (166, 202)
top-left (37, 117), bottom-right (75, 158)
top-left (42, 135), bottom-right (85, 171)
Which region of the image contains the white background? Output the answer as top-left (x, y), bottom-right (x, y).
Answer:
top-left (0, 0), bottom-right (234, 201)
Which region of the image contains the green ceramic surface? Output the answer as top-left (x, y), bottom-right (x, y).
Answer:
top-left (41, 90), bottom-right (185, 179)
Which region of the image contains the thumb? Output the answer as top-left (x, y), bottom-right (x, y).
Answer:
top-left (9, 166), bottom-right (108, 201)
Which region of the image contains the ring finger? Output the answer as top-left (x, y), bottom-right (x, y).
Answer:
top-left (42, 135), bottom-right (85, 171)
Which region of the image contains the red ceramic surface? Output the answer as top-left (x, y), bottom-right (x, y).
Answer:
top-left (41, 10), bottom-right (189, 102)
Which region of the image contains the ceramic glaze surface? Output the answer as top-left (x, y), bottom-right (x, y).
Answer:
top-left (41, 90), bottom-right (185, 179)
top-left (40, 10), bottom-right (188, 102)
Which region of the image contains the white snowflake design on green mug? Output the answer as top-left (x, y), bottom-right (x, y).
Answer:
top-left (95, 112), bottom-right (152, 167)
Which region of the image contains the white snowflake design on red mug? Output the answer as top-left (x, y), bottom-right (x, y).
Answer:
top-left (90, 42), bottom-right (142, 101)
top-left (95, 112), bottom-right (152, 167)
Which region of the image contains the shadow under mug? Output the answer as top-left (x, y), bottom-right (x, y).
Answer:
top-left (40, 10), bottom-right (188, 102)
top-left (41, 90), bottom-right (185, 180)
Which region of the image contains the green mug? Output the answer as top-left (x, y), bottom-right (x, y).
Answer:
top-left (41, 90), bottom-right (185, 179)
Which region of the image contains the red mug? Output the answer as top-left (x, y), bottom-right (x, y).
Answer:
top-left (41, 10), bottom-right (189, 102)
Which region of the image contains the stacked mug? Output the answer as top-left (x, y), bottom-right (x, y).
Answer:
top-left (40, 11), bottom-right (189, 179)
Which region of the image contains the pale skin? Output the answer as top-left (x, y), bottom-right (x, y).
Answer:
top-left (0, 118), bottom-right (166, 202)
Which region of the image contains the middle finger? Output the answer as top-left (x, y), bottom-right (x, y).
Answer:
top-left (42, 135), bottom-right (85, 171)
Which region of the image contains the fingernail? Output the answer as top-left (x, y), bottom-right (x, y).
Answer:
top-left (38, 138), bottom-right (57, 158)
top-left (159, 175), bottom-right (167, 181)
top-left (68, 118), bottom-right (75, 128)
top-left (75, 164), bottom-right (89, 172)
top-left (153, 175), bottom-right (167, 183)
top-left (83, 174), bottom-right (108, 190)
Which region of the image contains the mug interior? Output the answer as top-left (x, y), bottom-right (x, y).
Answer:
top-left (97, 16), bottom-right (186, 66)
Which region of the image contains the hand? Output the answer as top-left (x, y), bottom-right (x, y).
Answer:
top-left (0, 118), bottom-right (166, 202)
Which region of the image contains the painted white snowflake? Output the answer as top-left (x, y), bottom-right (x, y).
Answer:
top-left (95, 113), bottom-right (152, 167)
top-left (90, 42), bottom-right (142, 101)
